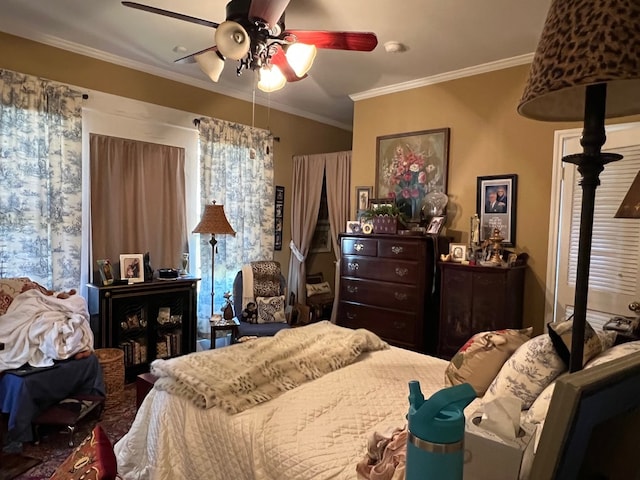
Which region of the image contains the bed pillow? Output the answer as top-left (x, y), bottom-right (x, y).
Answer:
top-left (256, 295), bottom-right (287, 323)
top-left (523, 372), bottom-right (568, 425)
top-left (444, 327), bottom-right (533, 395)
top-left (548, 319), bottom-right (603, 367)
top-left (585, 340), bottom-right (640, 369)
top-left (306, 281), bottom-right (332, 298)
top-left (50, 424), bottom-right (117, 480)
top-left (483, 334), bottom-right (567, 409)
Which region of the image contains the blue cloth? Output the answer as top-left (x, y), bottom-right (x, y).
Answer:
top-left (0, 353), bottom-right (105, 443)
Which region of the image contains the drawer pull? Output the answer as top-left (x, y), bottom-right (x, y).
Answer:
top-left (394, 292), bottom-right (408, 301)
top-left (347, 312), bottom-right (357, 320)
top-left (354, 242), bottom-right (365, 252)
top-left (348, 262), bottom-right (360, 271)
top-left (395, 267), bottom-right (409, 277)
top-left (347, 285), bottom-right (359, 294)
top-left (393, 321), bottom-right (406, 330)
top-left (391, 246), bottom-right (404, 255)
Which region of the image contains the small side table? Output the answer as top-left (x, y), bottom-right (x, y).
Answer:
top-left (210, 317), bottom-right (240, 349)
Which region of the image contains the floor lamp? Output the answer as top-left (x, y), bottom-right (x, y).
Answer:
top-left (193, 201), bottom-right (236, 317)
top-left (518, 0), bottom-right (640, 372)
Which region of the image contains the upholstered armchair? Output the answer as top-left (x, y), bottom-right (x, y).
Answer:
top-left (232, 261), bottom-right (291, 339)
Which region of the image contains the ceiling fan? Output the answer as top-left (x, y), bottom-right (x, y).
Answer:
top-left (122, 0), bottom-right (378, 92)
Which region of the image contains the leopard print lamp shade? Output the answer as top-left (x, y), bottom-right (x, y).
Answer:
top-left (518, 0), bottom-right (640, 121)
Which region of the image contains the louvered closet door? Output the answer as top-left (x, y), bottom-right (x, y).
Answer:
top-left (557, 125), bottom-right (640, 329)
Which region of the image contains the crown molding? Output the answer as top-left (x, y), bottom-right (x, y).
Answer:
top-left (349, 53), bottom-right (534, 102)
top-left (1, 27), bottom-right (353, 131)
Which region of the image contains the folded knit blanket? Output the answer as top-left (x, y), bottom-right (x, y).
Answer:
top-left (150, 321), bottom-right (388, 413)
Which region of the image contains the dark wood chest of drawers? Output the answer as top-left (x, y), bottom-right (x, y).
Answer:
top-left (337, 233), bottom-right (443, 351)
top-left (438, 263), bottom-right (526, 359)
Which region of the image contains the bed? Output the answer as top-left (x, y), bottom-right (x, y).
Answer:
top-left (114, 321), bottom-right (637, 480)
top-left (115, 338), bottom-right (453, 480)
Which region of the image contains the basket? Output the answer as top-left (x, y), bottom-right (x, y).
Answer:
top-left (95, 348), bottom-right (125, 409)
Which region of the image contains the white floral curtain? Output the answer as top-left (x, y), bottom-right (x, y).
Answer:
top-left (196, 118), bottom-right (274, 332)
top-left (0, 69), bottom-right (83, 290)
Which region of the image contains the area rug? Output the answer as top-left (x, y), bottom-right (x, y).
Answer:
top-left (0, 453), bottom-right (41, 480)
top-left (12, 383), bottom-right (137, 480)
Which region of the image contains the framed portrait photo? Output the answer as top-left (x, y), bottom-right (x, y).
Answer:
top-left (426, 215), bottom-right (446, 235)
top-left (376, 128), bottom-right (450, 220)
top-left (449, 243), bottom-right (467, 263)
top-left (120, 253), bottom-right (144, 283)
top-left (476, 174), bottom-right (518, 247)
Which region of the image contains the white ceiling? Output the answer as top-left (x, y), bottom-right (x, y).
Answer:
top-left (0, 0), bottom-right (552, 130)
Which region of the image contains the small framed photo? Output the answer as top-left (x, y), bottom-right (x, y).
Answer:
top-left (356, 186), bottom-right (373, 220)
top-left (120, 253), bottom-right (144, 283)
top-left (449, 243), bottom-right (467, 262)
top-left (476, 174), bottom-right (518, 247)
top-left (96, 259), bottom-right (114, 286)
top-left (346, 220), bottom-right (362, 234)
top-left (426, 215), bottom-right (446, 235)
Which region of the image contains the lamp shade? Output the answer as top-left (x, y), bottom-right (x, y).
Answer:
top-left (285, 43), bottom-right (317, 77)
top-left (615, 170), bottom-right (640, 218)
top-left (215, 21), bottom-right (251, 61)
top-left (193, 202), bottom-right (236, 236)
top-left (518, 0), bottom-right (640, 121)
top-left (258, 65), bottom-right (287, 92)
top-left (195, 49), bottom-right (225, 82)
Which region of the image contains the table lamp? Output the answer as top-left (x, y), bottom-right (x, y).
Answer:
top-left (518, 0), bottom-right (640, 372)
top-left (193, 201), bottom-right (236, 316)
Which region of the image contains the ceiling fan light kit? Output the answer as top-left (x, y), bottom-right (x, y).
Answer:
top-left (122, 0), bottom-right (377, 91)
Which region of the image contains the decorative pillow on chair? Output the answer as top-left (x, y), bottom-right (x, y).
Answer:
top-left (0, 277), bottom-right (50, 315)
top-left (256, 295), bottom-right (287, 323)
top-left (251, 261), bottom-right (282, 298)
top-left (483, 334), bottom-right (567, 409)
top-left (444, 327), bottom-right (533, 395)
top-left (50, 424), bottom-right (117, 480)
top-left (306, 281), bottom-right (332, 298)
top-left (548, 318), bottom-right (603, 367)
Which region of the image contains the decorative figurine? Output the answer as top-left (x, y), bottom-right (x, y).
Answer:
top-left (221, 291), bottom-right (234, 320)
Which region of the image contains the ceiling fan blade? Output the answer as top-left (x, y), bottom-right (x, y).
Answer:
top-left (284, 30), bottom-right (378, 51)
top-left (121, 1), bottom-right (219, 29)
top-left (174, 46), bottom-right (221, 64)
top-left (248, 0), bottom-right (290, 28)
top-left (271, 45), bottom-right (306, 83)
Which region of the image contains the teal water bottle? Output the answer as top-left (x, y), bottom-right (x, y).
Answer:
top-left (406, 381), bottom-right (476, 480)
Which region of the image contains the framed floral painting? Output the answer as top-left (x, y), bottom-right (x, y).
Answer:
top-left (375, 128), bottom-right (450, 220)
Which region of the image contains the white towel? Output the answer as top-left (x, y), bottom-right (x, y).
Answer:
top-left (241, 264), bottom-right (254, 312)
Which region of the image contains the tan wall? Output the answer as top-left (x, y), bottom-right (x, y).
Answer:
top-left (353, 65), bottom-right (573, 334)
top-left (0, 32), bottom-right (352, 278)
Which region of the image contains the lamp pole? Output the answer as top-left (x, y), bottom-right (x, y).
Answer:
top-left (209, 234), bottom-right (218, 318)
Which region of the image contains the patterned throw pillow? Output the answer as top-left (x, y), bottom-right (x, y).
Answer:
top-left (251, 261), bottom-right (281, 298)
top-left (305, 281), bottom-right (332, 298)
top-left (256, 295), bottom-right (287, 324)
top-left (548, 319), bottom-right (603, 367)
top-left (483, 334), bottom-right (567, 410)
top-left (0, 277), bottom-right (50, 316)
top-left (50, 425), bottom-right (117, 480)
top-left (444, 327), bottom-right (533, 396)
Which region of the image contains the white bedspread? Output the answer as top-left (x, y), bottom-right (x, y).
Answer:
top-left (115, 346), bottom-right (450, 480)
top-left (0, 289), bottom-right (93, 371)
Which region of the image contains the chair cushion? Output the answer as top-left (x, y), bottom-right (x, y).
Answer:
top-left (237, 321), bottom-right (290, 338)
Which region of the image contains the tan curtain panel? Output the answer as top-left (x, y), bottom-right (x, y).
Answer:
top-left (90, 134), bottom-right (188, 278)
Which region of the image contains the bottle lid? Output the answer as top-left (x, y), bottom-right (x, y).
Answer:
top-left (408, 382), bottom-right (476, 444)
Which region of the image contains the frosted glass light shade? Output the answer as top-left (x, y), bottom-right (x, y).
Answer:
top-left (195, 50), bottom-right (225, 82)
top-left (285, 43), bottom-right (317, 77)
top-left (215, 21), bottom-right (250, 61)
top-left (258, 65), bottom-right (286, 92)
